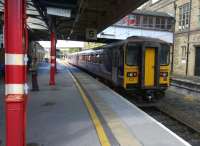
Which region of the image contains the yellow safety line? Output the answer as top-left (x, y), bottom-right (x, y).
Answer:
top-left (68, 70), bottom-right (111, 146)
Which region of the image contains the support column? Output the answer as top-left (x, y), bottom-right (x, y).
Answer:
top-left (24, 7), bottom-right (28, 146)
top-left (4, 0), bottom-right (27, 146)
top-left (49, 31), bottom-right (56, 85)
top-left (25, 20), bottom-right (28, 84)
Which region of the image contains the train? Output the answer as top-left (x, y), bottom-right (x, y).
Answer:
top-left (68, 36), bottom-right (170, 99)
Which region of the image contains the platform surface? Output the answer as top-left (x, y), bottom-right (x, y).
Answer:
top-left (69, 64), bottom-right (191, 146)
top-left (0, 61), bottom-right (192, 146)
top-left (0, 62), bottom-right (101, 146)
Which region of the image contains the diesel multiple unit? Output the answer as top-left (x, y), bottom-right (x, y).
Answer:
top-left (68, 36), bottom-right (170, 99)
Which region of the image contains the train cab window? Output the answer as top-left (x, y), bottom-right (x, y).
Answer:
top-left (126, 44), bottom-right (140, 66)
top-left (160, 45), bottom-right (170, 65)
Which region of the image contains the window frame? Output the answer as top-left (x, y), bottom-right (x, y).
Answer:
top-left (160, 45), bottom-right (170, 65)
top-left (181, 46), bottom-right (187, 59)
top-left (125, 43), bottom-right (140, 66)
top-left (179, 3), bottom-right (190, 31)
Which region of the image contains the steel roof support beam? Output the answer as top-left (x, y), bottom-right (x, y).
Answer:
top-left (40, 0), bottom-right (77, 9)
top-left (4, 0), bottom-right (27, 146)
top-left (68, 0), bottom-right (86, 39)
top-left (32, 0), bottom-right (50, 30)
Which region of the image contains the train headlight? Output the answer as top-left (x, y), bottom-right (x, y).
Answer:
top-left (127, 72), bottom-right (137, 77)
top-left (133, 72), bottom-right (137, 77)
top-left (161, 72), bottom-right (168, 77)
top-left (127, 72), bottom-right (133, 77)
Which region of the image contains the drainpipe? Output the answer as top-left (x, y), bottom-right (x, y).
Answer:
top-left (186, 0), bottom-right (192, 76)
top-left (171, 0), bottom-right (177, 74)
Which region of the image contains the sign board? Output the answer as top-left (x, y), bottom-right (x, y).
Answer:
top-left (122, 15), bottom-right (137, 26)
top-left (47, 7), bottom-right (71, 18)
top-left (86, 28), bottom-right (97, 40)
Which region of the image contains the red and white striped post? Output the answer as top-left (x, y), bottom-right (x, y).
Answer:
top-left (24, 16), bottom-right (29, 85)
top-left (49, 31), bottom-right (56, 85)
top-left (23, 4), bottom-right (28, 146)
top-left (4, 0), bottom-right (27, 146)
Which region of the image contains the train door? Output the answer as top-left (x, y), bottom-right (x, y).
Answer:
top-left (144, 48), bottom-right (155, 87)
top-left (112, 49), bottom-right (119, 85)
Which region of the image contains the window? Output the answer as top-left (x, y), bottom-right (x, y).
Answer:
top-left (143, 16), bottom-right (148, 27)
top-left (126, 43), bottom-right (140, 66)
top-left (142, 16), bottom-right (154, 28)
top-left (160, 45), bottom-right (170, 65)
top-left (156, 17), bottom-right (166, 30)
top-left (181, 46), bottom-right (187, 59)
top-left (135, 15), bottom-right (141, 27)
top-left (161, 18), bottom-right (166, 29)
top-left (99, 53), bottom-right (103, 64)
top-left (149, 17), bottom-right (154, 27)
top-left (156, 17), bottom-right (161, 29)
top-left (199, 8), bottom-right (200, 26)
top-left (179, 3), bottom-right (190, 31)
top-left (88, 55), bottom-right (91, 62)
top-left (167, 19), bottom-right (173, 30)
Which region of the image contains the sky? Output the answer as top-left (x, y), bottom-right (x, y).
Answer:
top-left (39, 40), bottom-right (84, 48)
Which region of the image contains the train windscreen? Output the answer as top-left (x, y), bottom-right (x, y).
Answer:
top-left (160, 45), bottom-right (170, 65)
top-left (126, 44), bottom-right (140, 66)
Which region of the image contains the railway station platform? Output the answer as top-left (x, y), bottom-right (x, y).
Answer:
top-left (0, 61), bottom-right (191, 146)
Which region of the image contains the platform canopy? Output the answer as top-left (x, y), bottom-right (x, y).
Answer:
top-left (0, 0), bottom-right (147, 41)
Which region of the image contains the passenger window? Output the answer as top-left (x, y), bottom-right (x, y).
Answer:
top-left (113, 52), bottom-right (118, 67)
top-left (96, 54), bottom-right (100, 64)
top-left (99, 53), bottom-right (103, 64)
top-left (126, 44), bottom-right (140, 66)
top-left (89, 55), bottom-right (91, 62)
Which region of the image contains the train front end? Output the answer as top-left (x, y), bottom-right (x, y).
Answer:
top-left (123, 40), bottom-right (170, 98)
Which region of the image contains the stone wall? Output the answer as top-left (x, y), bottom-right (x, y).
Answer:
top-left (142, 0), bottom-right (175, 16)
top-left (143, 0), bottom-right (200, 76)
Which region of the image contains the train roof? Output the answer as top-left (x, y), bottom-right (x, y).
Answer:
top-left (100, 36), bottom-right (170, 49)
top-left (69, 36), bottom-right (170, 56)
top-left (126, 36), bottom-right (169, 43)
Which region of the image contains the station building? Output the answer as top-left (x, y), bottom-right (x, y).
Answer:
top-left (142, 0), bottom-right (200, 76)
top-left (98, 10), bottom-right (174, 43)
